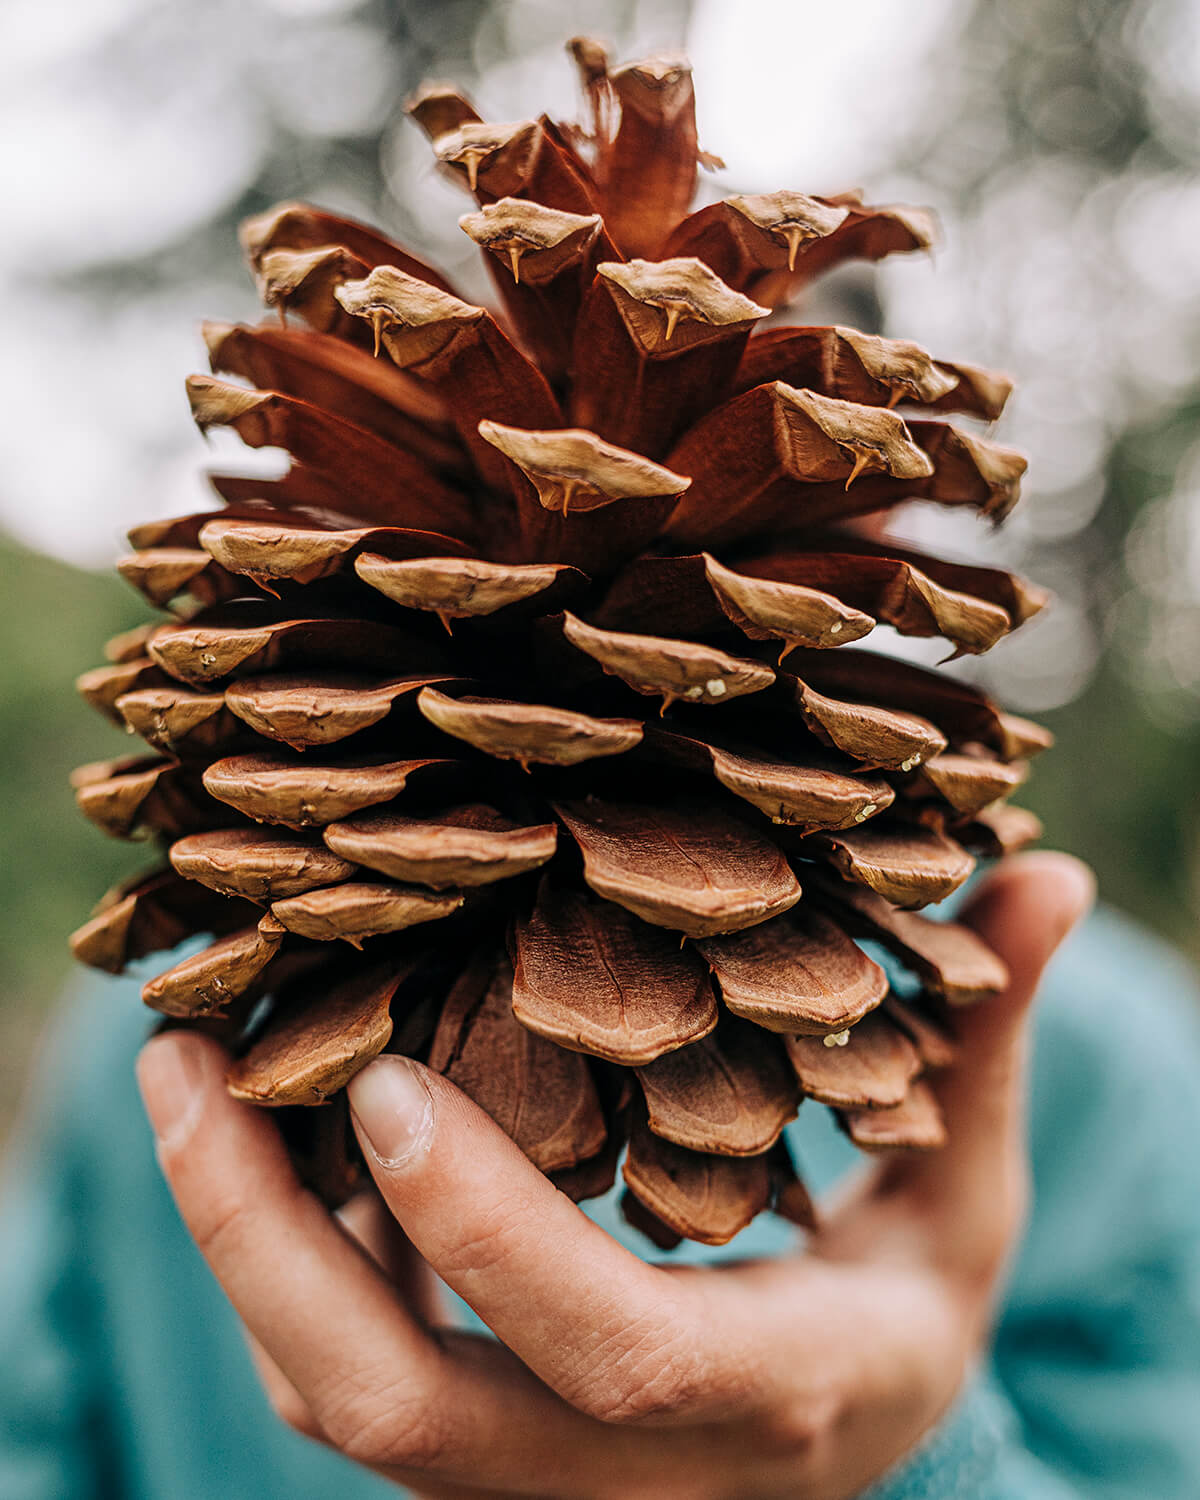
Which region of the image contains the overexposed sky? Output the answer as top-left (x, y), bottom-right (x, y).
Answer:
top-left (691, 0), bottom-right (958, 191)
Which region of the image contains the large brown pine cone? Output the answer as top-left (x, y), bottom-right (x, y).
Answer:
top-left (70, 40), bottom-right (1050, 1247)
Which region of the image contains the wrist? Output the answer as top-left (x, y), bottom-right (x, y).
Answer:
top-left (856, 1372), bottom-right (1014, 1500)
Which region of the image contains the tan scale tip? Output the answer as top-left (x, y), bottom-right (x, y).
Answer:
top-left (727, 191), bottom-right (850, 267)
top-left (238, 200), bottom-right (312, 264)
top-left (835, 327), bottom-right (961, 407)
top-left (185, 375), bottom-right (271, 436)
top-left (459, 199), bottom-right (602, 284)
top-left (335, 265), bottom-right (484, 331)
top-left (566, 35), bottom-right (611, 86)
top-left (405, 81), bottom-right (481, 142)
top-left (775, 384), bottom-right (935, 483)
top-left (199, 320), bottom-right (236, 362)
top-left (478, 421), bottom-right (691, 514)
top-left (599, 257), bottom-right (769, 337)
top-left (434, 119), bottom-right (541, 193)
top-left (610, 52), bottom-right (694, 122)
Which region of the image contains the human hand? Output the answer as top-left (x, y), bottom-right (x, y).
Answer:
top-left (137, 851), bottom-right (1093, 1500)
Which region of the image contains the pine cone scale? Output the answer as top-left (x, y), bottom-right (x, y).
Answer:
top-left (70, 43), bottom-right (1051, 1244)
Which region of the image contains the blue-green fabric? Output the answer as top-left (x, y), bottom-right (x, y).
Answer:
top-left (2, 906), bottom-right (1199, 1499)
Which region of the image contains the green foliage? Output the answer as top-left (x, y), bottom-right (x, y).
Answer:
top-left (1025, 397), bottom-right (1200, 966)
top-left (0, 538), bottom-right (148, 1008)
top-left (1023, 670), bottom-right (1199, 965)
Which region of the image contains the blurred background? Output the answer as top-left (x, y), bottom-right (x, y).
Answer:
top-left (2, 0), bottom-right (1197, 1138)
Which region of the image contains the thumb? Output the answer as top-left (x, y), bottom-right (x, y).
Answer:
top-left (886, 851), bottom-right (1095, 1273)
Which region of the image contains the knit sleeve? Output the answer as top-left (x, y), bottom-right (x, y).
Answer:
top-left (864, 909), bottom-right (1200, 1500)
top-left (0, 1012), bottom-right (117, 1500)
top-left (861, 1375), bottom-right (1084, 1500)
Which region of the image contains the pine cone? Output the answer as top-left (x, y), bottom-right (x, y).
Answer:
top-left (70, 41), bottom-right (1051, 1247)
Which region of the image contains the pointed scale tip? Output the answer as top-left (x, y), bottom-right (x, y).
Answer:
top-left (477, 420), bottom-right (691, 514)
top-left (434, 120), bottom-right (541, 198)
top-left (459, 200), bottom-right (602, 286)
top-left (599, 258), bottom-right (769, 351)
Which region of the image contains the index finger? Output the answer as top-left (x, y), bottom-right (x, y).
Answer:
top-left (136, 1033), bottom-right (686, 1483)
top-left (347, 1056), bottom-right (741, 1423)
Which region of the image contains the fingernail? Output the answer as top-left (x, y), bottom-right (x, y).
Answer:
top-left (348, 1056), bottom-right (434, 1169)
top-left (136, 1033), bottom-right (210, 1152)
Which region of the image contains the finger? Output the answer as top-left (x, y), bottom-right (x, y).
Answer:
top-left (242, 1331), bottom-right (546, 1500)
top-left (242, 1330), bottom-right (526, 1500)
top-left (937, 851), bottom-right (1094, 1153)
top-left (136, 1033), bottom-right (687, 1485)
top-left (347, 1057), bottom-right (746, 1423)
top-left (244, 1332), bottom-right (327, 1444)
top-left (886, 851), bottom-right (1094, 1266)
top-left (336, 1189), bottom-right (447, 1324)
top-left (137, 1035), bottom-right (445, 1415)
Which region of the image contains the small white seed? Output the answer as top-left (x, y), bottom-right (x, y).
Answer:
top-left (705, 678), bottom-right (727, 697)
top-left (854, 802), bottom-right (878, 823)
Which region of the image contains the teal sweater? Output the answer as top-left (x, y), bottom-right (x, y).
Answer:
top-left (3, 907), bottom-right (1199, 1499)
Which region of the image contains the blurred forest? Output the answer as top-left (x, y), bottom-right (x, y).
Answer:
top-left (884, 0), bottom-right (1200, 956)
top-left (1, 0), bottom-right (1197, 1135)
top-left (0, 542), bottom-right (144, 1115)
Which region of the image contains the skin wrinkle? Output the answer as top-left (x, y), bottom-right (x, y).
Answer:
top-left (434, 1199), bottom-right (549, 1287)
top-left (556, 1296), bottom-right (701, 1422)
top-left (308, 1350), bottom-right (444, 1464)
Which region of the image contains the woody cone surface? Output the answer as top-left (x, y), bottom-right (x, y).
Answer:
top-left (71, 42), bottom-right (1051, 1246)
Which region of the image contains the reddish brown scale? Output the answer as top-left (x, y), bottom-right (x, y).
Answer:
top-left (69, 40), bottom-right (1044, 1243)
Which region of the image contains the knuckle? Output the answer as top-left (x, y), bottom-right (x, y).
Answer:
top-left (754, 1386), bottom-right (842, 1461)
top-left (186, 1185), bottom-right (254, 1264)
top-left (435, 1198), bottom-right (536, 1282)
top-left (318, 1371), bottom-right (446, 1471)
top-left (375, 1398), bottom-right (450, 1472)
top-left (268, 1384), bottom-right (323, 1442)
top-left (573, 1314), bottom-right (706, 1425)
